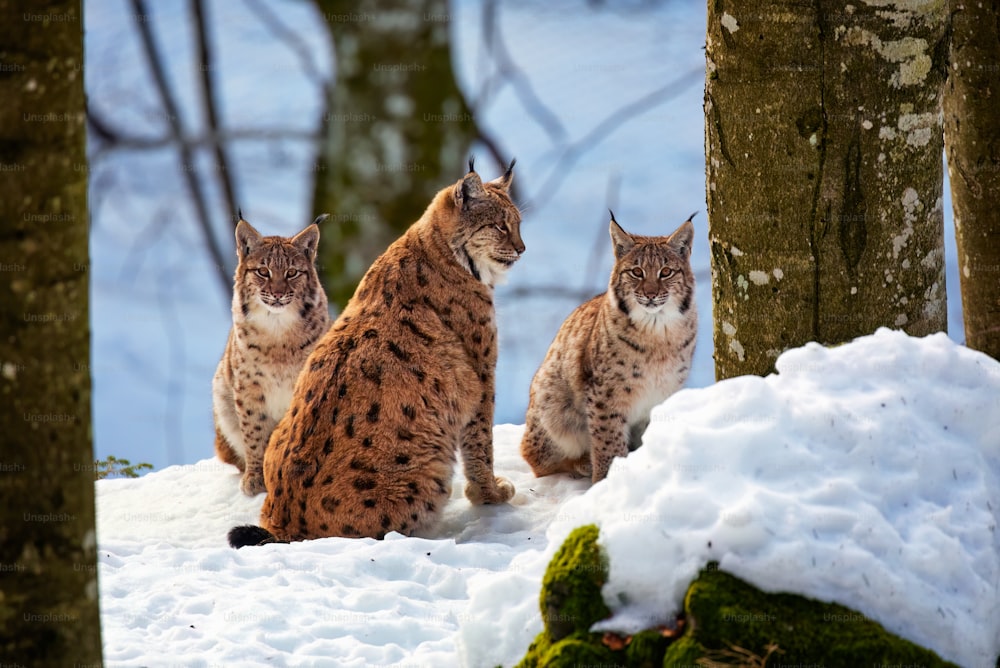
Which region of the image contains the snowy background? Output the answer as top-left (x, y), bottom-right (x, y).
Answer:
top-left (96, 330), bottom-right (1000, 666)
top-left (84, 0), bottom-right (966, 471)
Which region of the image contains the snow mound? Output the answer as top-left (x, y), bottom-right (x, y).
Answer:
top-left (463, 328), bottom-right (1000, 667)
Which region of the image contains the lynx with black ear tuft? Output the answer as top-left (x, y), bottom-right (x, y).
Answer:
top-left (212, 213), bottom-right (330, 496)
top-left (521, 211), bottom-right (698, 483)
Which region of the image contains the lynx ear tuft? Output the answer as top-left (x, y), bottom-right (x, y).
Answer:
top-left (468, 155), bottom-right (476, 173)
top-left (609, 215), bottom-right (635, 259)
top-left (685, 211), bottom-right (698, 223)
top-left (608, 208), bottom-right (617, 224)
top-left (488, 157), bottom-right (516, 190)
top-left (237, 207), bottom-right (245, 222)
top-left (312, 213), bottom-right (331, 227)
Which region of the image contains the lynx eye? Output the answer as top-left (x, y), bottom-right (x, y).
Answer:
top-left (494, 223), bottom-right (507, 235)
top-left (285, 269), bottom-right (299, 279)
top-left (660, 267), bottom-right (675, 279)
top-left (255, 267), bottom-right (270, 278)
top-left (629, 267), bottom-right (644, 279)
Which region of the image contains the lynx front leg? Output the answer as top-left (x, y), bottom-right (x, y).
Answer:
top-left (237, 404), bottom-right (275, 496)
top-left (585, 393), bottom-right (630, 483)
top-left (460, 392), bottom-right (515, 505)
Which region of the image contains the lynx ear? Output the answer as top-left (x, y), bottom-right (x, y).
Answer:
top-left (668, 214), bottom-right (696, 259)
top-left (292, 223), bottom-right (320, 260)
top-left (488, 157), bottom-right (516, 191)
top-left (235, 219), bottom-right (263, 261)
top-left (608, 210), bottom-right (635, 259)
top-left (454, 171), bottom-right (487, 208)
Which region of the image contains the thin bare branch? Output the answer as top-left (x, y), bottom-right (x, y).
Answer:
top-left (473, 0), bottom-right (568, 145)
top-left (85, 106), bottom-right (319, 154)
top-left (130, 0), bottom-right (231, 295)
top-left (243, 0), bottom-right (329, 89)
top-left (581, 173), bottom-right (621, 293)
top-left (504, 284), bottom-right (599, 301)
top-left (191, 0), bottom-right (240, 224)
top-left (526, 66), bottom-right (702, 210)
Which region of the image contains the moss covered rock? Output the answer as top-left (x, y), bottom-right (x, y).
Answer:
top-left (516, 527), bottom-right (966, 668)
top-left (662, 564), bottom-right (959, 668)
top-left (539, 524), bottom-right (611, 642)
top-left (518, 524), bottom-right (617, 668)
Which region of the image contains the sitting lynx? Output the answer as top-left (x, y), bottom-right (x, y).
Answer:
top-left (229, 159), bottom-right (523, 546)
top-left (213, 213), bottom-right (330, 496)
top-left (520, 211), bottom-right (697, 482)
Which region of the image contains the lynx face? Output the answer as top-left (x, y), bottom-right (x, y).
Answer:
top-left (236, 221), bottom-right (321, 317)
top-left (609, 215), bottom-right (695, 323)
top-left (450, 163), bottom-right (525, 286)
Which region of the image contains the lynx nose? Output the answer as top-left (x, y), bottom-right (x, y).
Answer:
top-left (511, 230), bottom-right (525, 255)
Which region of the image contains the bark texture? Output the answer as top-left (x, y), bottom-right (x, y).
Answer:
top-left (706, 1), bottom-right (950, 379)
top-left (311, 0), bottom-right (478, 308)
top-left (0, 0), bottom-right (102, 663)
top-left (944, 1), bottom-right (1000, 360)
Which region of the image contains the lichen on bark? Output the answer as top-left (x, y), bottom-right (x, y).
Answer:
top-left (706, 1), bottom-right (949, 379)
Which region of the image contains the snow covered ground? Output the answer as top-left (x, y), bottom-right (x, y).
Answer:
top-left (97, 330), bottom-right (1000, 667)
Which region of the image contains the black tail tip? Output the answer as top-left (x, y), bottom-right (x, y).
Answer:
top-left (228, 525), bottom-right (279, 549)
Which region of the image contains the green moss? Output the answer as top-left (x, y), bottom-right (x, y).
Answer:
top-left (660, 635), bottom-right (702, 667)
top-left (539, 524), bottom-right (611, 642)
top-left (625, 630), bottom-right (671, 667)
top-left (516, 526), bottom-right (970, 668)
top-left (517, 525), bottom-right (620, 668)
top-left (661, 564), bottom-right (959, 668)
top-left (517, 525), bottom-right (673, 668)
top-left (536, 635), bottom-right (619, 667)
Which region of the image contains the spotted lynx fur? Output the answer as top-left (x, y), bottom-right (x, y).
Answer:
top-left (520, 211), bottom-right (697, 483)
top-left (213, 214), bottom-right (330, 496)
top-left (228, 160), bottom-right (523, 546)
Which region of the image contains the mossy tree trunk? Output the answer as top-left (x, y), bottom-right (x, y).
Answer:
top-left (310, 0), bottom-right (478, 308)
top-left (705, 2), bottom-right (950, 379)
top-left (0, 0), bottom-right (102, 663)
top-left (943, 1), bottom-right (1000, 360)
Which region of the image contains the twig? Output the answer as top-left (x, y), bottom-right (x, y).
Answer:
top-left (85, 102), bottom-right (319, 154)
top-left (191, 0), bottom-right (240, 224)
top-left (473, 0), bottom-right (567, 145)
top-left (528, 66), bottom-right (703, 211)
top-left (243, 0), bottom-right (329, 89)
top-left (130, 0), bottom-right (232, 295)
top-left (504, 284), bottom-right (599, 301)
top-left (581, 173), bottom-right (621, 293)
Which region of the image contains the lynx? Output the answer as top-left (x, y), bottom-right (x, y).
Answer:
top-left (213, 213), bottom-right (330, 496)
top-left (520, 211), bottom-right (697, 483)
top-left (229, 159), bottom-right (523, 546)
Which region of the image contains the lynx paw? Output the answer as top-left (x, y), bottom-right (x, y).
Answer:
top-left (572, 460), bottom-right (593, 479)
top-left (240, 470), bottom-right (266, 496)
top-left (465, 476), bottom-right (515, 505)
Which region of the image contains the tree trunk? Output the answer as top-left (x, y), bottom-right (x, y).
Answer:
top-left (310, 0), bottom-right (479, 308)
top-left (0, 1), bottom-right (102, 663)
top-left (705, 2), bottom-right (950, 380)
top-left (943, 1), bottom-right (1000, 360)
